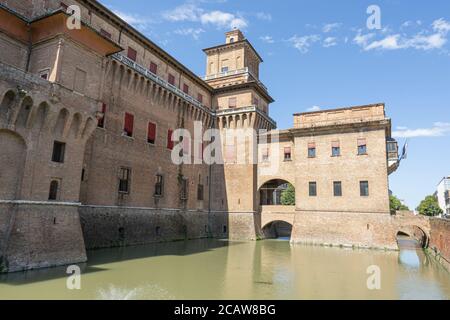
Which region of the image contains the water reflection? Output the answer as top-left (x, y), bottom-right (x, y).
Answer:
top-left (0, 239), bottom-right (449, 300)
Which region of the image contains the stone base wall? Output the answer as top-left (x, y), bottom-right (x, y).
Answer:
top-left (429, 218), bottom-right (450, 272)
top-left (290, 210), bottom-right (430, 250)
top-left (0, 202), bottom-right (87, 273)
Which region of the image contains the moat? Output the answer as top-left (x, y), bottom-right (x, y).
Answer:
top-left (0, 239), bottom-right (449, 300)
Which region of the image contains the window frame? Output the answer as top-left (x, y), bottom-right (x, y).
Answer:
top-left (154, 174), bottom-right (164, 197)
top-left (360, 181), bottom-right (369, 197)
top-left (333, 181), bottom-right (342, 197)
top-left (48, 179), bottom-right (60, 201)
top-left (123, 112), bottom-right (134, 138)
top-left (118, 167), bottom-right (131, 194)
top-left (309, 182), bottom-right (317, 197)
top-left (284, 147), bottom-right (292, 161)
top-left (51, 141), bottom-right (66, 163)
top-left (147, 121), bottom-right (157, 145)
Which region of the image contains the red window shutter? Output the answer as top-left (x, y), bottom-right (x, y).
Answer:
top-left (167, 129), bottom-right (174, 150)
top-left (127, 47), bottom-right (137, 61)
top-left (147, 122), bottom-right (156, 144)
top-left (183, 84), bottom-right (189, 94)
top-left (197, 93), bottom-right (203, 104)
top-left (150, 62), bottom-right (157, 74)
top-left (124, 113), bottom-right (134, 136)
top-left (168, 74), bottom-right (175, 86)
top-left (98, 103), bottom-right (106, 128)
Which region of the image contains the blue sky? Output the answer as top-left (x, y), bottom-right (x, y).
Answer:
top-left (100, 0), bottom-right (450, 209)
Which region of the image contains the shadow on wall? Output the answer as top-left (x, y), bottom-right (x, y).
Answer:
top-left (262, 221), bottom-right (293, 239)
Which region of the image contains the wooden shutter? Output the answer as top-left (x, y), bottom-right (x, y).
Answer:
top-left (149, 62), bottom-right (157, 74)
top-left (167, 129), bottom-right (174, 150)
top-left (127, 47), bottom-right (137, 61)
top-left (168, 74), bottom-right (175, 86)
top-left (183, 84), bottom-right (189, 94)
top-left (124, 113), bottom-right (134, 136)
top-left (147, 122), bottom-right (156, 143)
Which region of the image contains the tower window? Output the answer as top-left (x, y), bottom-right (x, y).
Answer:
top-left (228, 97), bottom-right (237, 108)
top-left (149, 62), bottom-right (158, 74)
top-left (308, 142), bottom-right (316, 158)
top-left (147, 121), bottom-right (156, 144)
top-left (154, 174), bottom-right (164, 197)
top-left (127, 47), bottom-right (137, 61)
top-left (167, 129), bottom-right (174, 150)
top-left (332, 141), bottom-right (341, 157)
top-left (118, 167), bottom-right (131, 194)
top-left (52, 141), bottom-right (66, 163)
top-left (334, 181), bottom-right (342, 197)
top-left (197, 93), bottom-right (203, 104)
top-left (181, 178), bottom-right (188, 200)
top-left (358, 138), bottom-right (367, 155)
top-left (123, 112), bottom-right (134, 137)
top-left (360, 181), bottom-right (369, 197)
top-left (221, 66), bottom-right (229, 73)
top-left (183, 84), bottom-right (189, 94)
top-left (197, 184), bottom-right (204, 201)
top-left (168, 73), bottom-right (175, 86)
top-left (284, 147), bottom-right (292, 161)
top-left (48, 180), bottom-right (60, 201)
top-left (309, 182), bottom-right (317, 197)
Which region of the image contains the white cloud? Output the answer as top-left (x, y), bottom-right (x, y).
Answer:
top-left (323, 37), bottom-right (338, 48)
top-left (288, 34), bottom-right (321, 53)
top-left (256, 12), bottom-right (272, 21)
top-left (323, 23), bottom-right (342, 33)
top-left (201, 10), bottom-right (247, 29)
top-left (354, 18), bottom-right (450, 52)
top-left (393, 122), bottom-right (450, 138)
top-left (113, 10), bottom-right (151, 31)
top-left (162, 4), bottom-right (247, 30)
top-left (260, 35), bottom-right (274, 44)
top-left (174, 28), bottom-right (205, 40)
top-left (307, 106), bottom-right (321, 112)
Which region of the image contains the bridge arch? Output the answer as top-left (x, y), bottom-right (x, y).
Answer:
top-left (262, 220), bottom-right (293, 239)
top-left (396, 225), bottom-right (430, 248)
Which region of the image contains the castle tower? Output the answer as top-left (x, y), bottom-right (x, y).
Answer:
top-left (203, 30), bottom-right (276, 240)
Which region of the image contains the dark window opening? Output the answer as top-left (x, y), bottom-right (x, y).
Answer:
top-left (197, 184), bottom-right (204, 201)
top-left (154, 174), bottom-right (164, 197)
top-left (181, 178), bottom-right (188, 200)
top-left (98, 103), bottom-right (106, 128)
top-left (156, 226), bottom-right (161, 236)
top-left (52, 141), bottom-right (66, 163)
top-left (334, 181), bottom-right (342, 197)
top-left (309, 182), bottom-right (317, 197)
top-left (284, 147), bottom-right (292, 161)
top-left (223, 225), bottom-right (227, 233)
top-left (358, 139), bottom-right (367, 155)
top-left (118, 167), bottom-right (131, 194)
top-left (147, 122), bottom-right (156, 144)
top-left (81, 168), bottom-right (85, 182)
top-left (360, 181), bottom-right (369, 197)
top-left (48, 180), bottom-right (59, 201)
top-left (167, 129), bottom-right (174, 150)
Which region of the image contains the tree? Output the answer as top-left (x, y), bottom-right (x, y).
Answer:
top-left (281, 184), bottom-right (295, 206)
top-left (416, 195), bottom-right (443, 217)
top-left (390, 195), bottom-right (410, 212)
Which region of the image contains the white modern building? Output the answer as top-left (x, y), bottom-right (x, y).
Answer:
top-left (436, 176), bottom-right (450, 215)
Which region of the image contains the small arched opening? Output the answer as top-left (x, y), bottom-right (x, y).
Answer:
top-left (259, 179), bottom-right (295, 206)
top-left (262, 221), bottom-right (293, 240)
top-left (396, 226), bottom-right (429, 249)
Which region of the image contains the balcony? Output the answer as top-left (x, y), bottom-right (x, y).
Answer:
top-left (203, 67), bottom-right (268, 92)
top-left (387, 139), bottom-right (399, 174)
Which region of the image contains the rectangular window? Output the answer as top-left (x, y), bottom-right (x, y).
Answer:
top-left (118, 167), bottom-right (131, 194)
top-left (228, 97), bottom-right (237, 108)
top-left (127, 47), bottom-right (137, 61)
top-left (358, 138), bottom-right (367, 155)
top-left (360, 181), bottom-right (369, 197)
top-left (154, 174), bottom-right (164, 197)
top-left (183, 84), bottom-right (189, 94)
top-left (123, 112), bottom-right (134, 137)
top-left (332, 141), bottom-right (341, 157)
top-left (100, 28), bottom-right (112, 39)
top-left (309, 182), bottom-right (317, 197)
top-left (284, 147), bottom-right (292, 161)
top-left (168, 73), bottom-right (175, 86)
top-left (98, 103), bottom-right (106, 128)
top-left (147, 122), bottom-right (156, 144)
top-left (181, 178), bottom-right (188, 200)
top-left (39, 69), bottom-right (49, 80)
top-left (197, 93), bottom-right (203, 104)
top-left (308, 142), bottom-right (316, 158)
top-left (149, 62), bottom-right (157, 74)
top-left (221, 66), bottom-right (229, 73)
top-left (48, 179), bottom-right (60, 201)
top-left (197, 184), bottom-right (204, 201)
top-left (334, 181), bottom-right (342, 197)
top-left (52, 141), bottom-right (66, 163)
top-left (167, 129), bottom-right (174, 150)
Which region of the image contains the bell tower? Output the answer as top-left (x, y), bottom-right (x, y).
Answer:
top-left (204, 30), bottom-right (276, 240)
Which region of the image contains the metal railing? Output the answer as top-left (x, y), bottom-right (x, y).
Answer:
top-left (203, 67), bottom-right (268, 92)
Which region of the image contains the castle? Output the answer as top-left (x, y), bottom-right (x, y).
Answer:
top-left (0, 0), bottom-right (431, 273)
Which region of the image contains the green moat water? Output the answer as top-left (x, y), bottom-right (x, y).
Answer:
top-left (0, 238), bottom-right (449, 300)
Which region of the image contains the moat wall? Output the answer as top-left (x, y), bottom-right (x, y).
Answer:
top-left (290, 211), bottom-right (431, 250)
top-left (0, 202), bottom-right (87, 273)
top-left (428, 218), bottom-right (450, 272)
top-left (79, 206), bottom-right (259, 249)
